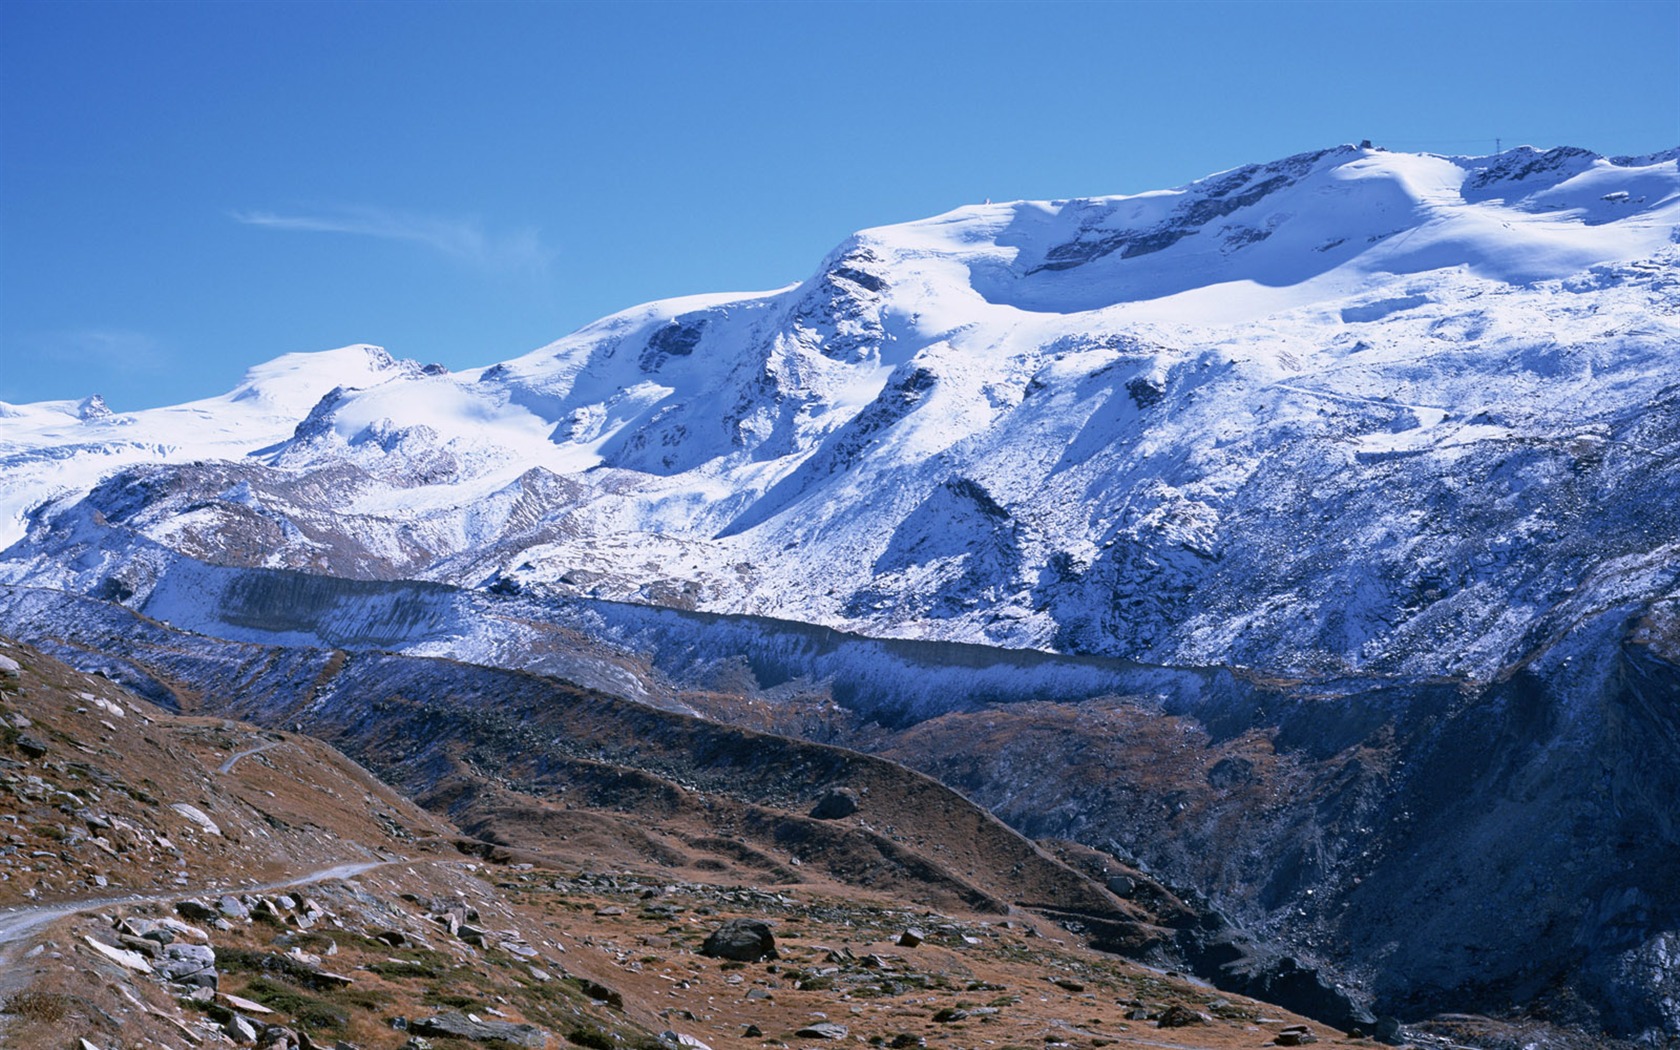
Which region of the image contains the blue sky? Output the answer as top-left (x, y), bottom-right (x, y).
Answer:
top-left (2, 0), bottom-right (1676, 410)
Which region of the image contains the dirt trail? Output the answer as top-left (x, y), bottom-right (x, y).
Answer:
top-left (0, 857), bottom-right (401, 974)
top-left (217, 738), bottom-right (284, 774)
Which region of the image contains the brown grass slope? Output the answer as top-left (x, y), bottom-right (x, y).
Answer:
top-left (0, 639), bottom-right (1379, 1050)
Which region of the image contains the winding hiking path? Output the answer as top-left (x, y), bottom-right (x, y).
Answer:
top-left (217, 738), bottom-right (284, 774)
top-left (0, 857), bottom-right (402, 973)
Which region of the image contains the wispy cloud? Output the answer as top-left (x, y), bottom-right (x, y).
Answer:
top-left (33, 328), bottom-right (172, 375)
top-left (232, 205), bottom-right (554, 281)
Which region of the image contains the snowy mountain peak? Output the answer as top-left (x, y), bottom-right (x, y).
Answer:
top-left (76, 394), bottom-right (114, 422)
top-left (227, 343), bottom-right (442, 413)
top-left (2, 145), bottom-right (1677, 679)
top-left (872, 144), bottom-right (1680, 320)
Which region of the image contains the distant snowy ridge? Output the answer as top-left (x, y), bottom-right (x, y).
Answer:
top-left (3, 144), bottom-right (1678, 677)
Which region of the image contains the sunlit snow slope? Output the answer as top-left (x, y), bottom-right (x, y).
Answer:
top-left (4, 144), bottom-right (1678, 676)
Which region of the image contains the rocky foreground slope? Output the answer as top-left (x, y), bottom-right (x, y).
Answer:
top-left (4, 580), bottom-right (1678, 1049)
top-left (0, 635), bottom-right (1397, 1050)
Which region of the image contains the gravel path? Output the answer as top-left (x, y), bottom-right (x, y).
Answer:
top-left (217, 738), bottom-right (284, 774)
top-left (0, 857), bottom-right (400, 974)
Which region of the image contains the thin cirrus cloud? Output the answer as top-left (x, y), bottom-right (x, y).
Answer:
top-left (232, 206), bottom-right (555, 281)
top-left (34, 329), bottom-right (171, 374)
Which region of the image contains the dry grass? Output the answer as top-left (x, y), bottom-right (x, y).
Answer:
top-left (2, 991), bottom-right (73, 1023)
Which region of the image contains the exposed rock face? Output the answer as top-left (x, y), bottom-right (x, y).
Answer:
top-left (700, 918), bottom-right (777, 962)
top-left (881, 609), bottom-right (1680, 1040)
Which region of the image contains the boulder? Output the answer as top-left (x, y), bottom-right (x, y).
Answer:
top-left (571, 978), bottom-right (623, 1009)
top-left (809, 788), bottom-right (860, 819)
top-left (1156, 1004), bottom-right (1209, 1027)
top-left (116, 933), bottom-right (163, 958)
top-left (158, 942), bottom-right (217, 988)
top-left (409, 1012), bottom-right (548, 1048)
top-left (83, 935), bottom-right (153, 973)
top-left (255, 1025), bottom-right (299, 1050)
top-left (795, 1023), bottom-right (849, 1039)
top-left (700, 918), bottom-right (776, 962)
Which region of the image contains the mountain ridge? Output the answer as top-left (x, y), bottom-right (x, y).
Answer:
top-left (3, 142), bottom-right (1679, 1043)
top-left (4, 143), bottom-right (1678, 678)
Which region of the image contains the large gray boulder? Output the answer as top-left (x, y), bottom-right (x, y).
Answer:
top-left (699, 918), bottom-right (776, 962)
top-left (409, 1012), bottom-right (547, 1048)
top-left (158, 942), bottom-right (217, 988)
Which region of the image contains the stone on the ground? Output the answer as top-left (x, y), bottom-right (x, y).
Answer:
top-left (172, 803), bottom-right (222, 836)
top-left (255, 1024), bottom-right (299, 1050)
top-left (223, 991), bottom-right (274, 1014)
top-left (809, 788), bottom-right (860, 819)
top-left (795, 1022), bottom-right (849, 1039)
top-left (158, 942), bottom-right (217, 987)
top-left (83, 935), bottom-right (153, 973)
top-left (570, 977), bottom-right (623, 1009)
top-left (409, 1012), bottom-right (548, 1048)
top-left (116, 933), bottom-right (163, 958)
top-left (700, 918), bottom-right (777, 962)
top-left (1155, 1003), bottom-right (1209, 1027)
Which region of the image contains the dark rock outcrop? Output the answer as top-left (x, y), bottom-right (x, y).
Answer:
top-left (809, 787), bottom-right (859, 819)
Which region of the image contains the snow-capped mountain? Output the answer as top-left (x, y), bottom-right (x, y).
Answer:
top-left (6, 143), bottom-right (1680, 1042)
top-left (4, 144), bottom-right (1679, 678)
